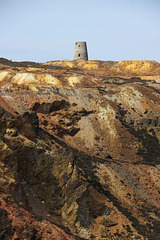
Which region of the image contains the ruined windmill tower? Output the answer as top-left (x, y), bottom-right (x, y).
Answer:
top-left (73, 41), bottom-right (88, 60)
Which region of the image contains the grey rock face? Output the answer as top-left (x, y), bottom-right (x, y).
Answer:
top-left (73, 41), bottom-right (88, 60)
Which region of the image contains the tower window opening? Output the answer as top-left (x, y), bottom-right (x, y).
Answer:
top-left (78, 54), bottom-right (80, 57)
top-left (78, 45), bottom-right (80, 47)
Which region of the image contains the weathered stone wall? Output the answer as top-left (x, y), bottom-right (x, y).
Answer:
top-left (73, 41), bottom-right (88, 60)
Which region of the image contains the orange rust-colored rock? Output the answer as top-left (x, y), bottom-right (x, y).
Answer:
top-left (0, 58), bottom-right (160, 239)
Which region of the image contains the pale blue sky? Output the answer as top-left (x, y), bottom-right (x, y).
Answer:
top-left (0, 0), bottom-right (160, 62)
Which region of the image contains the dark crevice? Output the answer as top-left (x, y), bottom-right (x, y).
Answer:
top-left (117, 105), bottom-right (160, 166)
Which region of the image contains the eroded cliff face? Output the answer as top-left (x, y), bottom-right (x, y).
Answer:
top-left (0, 58), bottom-right (160, 239)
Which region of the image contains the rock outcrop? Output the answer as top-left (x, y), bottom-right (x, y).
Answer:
top-left (0, 58), bottom-right (160, 239)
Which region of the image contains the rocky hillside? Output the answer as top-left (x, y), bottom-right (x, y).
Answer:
top-left (0, 58), bottom-right (160, 239)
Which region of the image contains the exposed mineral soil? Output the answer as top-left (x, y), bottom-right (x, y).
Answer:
top-left (0, 58), bottom-right (160, 239)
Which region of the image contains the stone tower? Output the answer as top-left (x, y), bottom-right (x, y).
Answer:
top-left (73, 41), bottom-right (88, 60)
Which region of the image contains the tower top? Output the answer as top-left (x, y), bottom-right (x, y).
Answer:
top-left (73, 41), bottom-right (88, 60)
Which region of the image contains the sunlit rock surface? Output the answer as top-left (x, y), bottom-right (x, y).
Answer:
top-left (0, 58), bottom-right (160, 239)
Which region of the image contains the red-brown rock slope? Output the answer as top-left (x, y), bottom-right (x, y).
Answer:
top-left (0, 58), bottom-right (160, 239)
